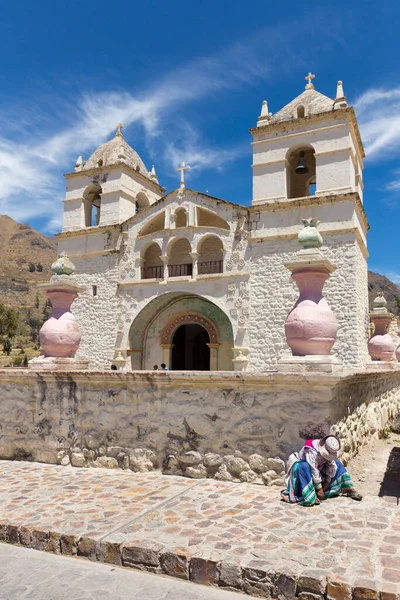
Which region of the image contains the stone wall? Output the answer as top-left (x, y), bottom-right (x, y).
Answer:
top-left (72, 253), bottom-right (119, 369)
top-left (248, 232), bottom-right (368, 370)
top-left (0, 368), bottom-right (399, 486)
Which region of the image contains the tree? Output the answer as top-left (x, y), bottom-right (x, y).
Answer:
top-left (36, 263), bottom-right (43, 272)
top-left (22, 354), bottom-right (28, 367)
top-left (3, 338), bottom-right (11, 355)
top-left (28, 263), bottom-right (36, 272)
top-left (0, 304), bottom-right (19, 339)
top-left (35, 294), bottom-right (39, 309)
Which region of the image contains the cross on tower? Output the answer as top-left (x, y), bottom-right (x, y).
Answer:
top-left (115, 122), bottom-right (124, 137)
top-left (305, 72), bottom-right (315, 90)
top-left (176, 161), bottom-right (191, 189)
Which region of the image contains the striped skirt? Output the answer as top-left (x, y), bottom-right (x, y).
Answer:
top-left (281, 459), bottom-right (353, 506)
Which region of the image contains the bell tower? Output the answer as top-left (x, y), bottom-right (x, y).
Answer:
top-left (250, 75), bottom-right (364, 205)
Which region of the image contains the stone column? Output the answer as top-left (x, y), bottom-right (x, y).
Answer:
top-left (190, 252), bottom-right (199, 278)
top-left (368, 294), bottom-right (395, 362)
top-left (161, 344), bottom-right (173, 368)
top-left (160, 255), bottom-right (169, 282)
top-left (29, 252), bottom-right (89, 371)
top-left (278, 219), bottom-right (338, 373)
top-left (207, 343), bottom-right (219, 370)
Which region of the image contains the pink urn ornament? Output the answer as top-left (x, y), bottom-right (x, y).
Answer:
top-left (38, 253), bottom-right (85, 358)
top-left (396, 332), bottom-right (400, 362)
top-left (368, 294), bottom-right (395, 361)
top-left (284, 219), bottom-right (338, 356)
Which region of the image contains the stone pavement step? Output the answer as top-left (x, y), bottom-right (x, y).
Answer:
top-left (0, 544), bottom-right (247, 600)
top-left (0, 460), bottom-right (399, 599)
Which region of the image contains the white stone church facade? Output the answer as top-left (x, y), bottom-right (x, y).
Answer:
top-left (57, 76), bottom-right (370, 372)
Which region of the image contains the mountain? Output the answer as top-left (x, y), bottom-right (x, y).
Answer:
top-left (0, 215), bottom-right (57, 308)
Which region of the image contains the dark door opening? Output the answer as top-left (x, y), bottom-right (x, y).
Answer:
top-left (171, 324), bottom-right (210, 370)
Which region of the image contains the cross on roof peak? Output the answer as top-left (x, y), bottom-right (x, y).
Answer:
top-left (305, 72), bottom-right (315, 90)
top-left (176, 160), bottom-right (191, 189)
top-left (115, 123), bottom-right (124, 137)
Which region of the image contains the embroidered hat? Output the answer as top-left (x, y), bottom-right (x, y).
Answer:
top-left (319, 435), bottom-right (341, 461)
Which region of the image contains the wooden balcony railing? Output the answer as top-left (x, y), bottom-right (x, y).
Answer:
top-left (168, 263), bottom-right (193, 277)
top-left (141, 265), bottom-right (163, 279)
top-left (198, 260), bottom-right (223, 275)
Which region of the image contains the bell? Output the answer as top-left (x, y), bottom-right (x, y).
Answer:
top-left (295, 151), bottom-right (308, 174)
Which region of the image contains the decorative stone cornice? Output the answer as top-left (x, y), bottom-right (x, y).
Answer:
top-left (2, 368), bottom-right (400, 388)
top-left (55, 223), bottom-right (121, 240)
top-left (248, 192), bottom-right (370, 234)
top-left (64, 162), bottom-right (166, 194)
top-left (250, 106), bottom-right (365, 159)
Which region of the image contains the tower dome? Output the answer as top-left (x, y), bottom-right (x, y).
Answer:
top-left (80, 124), bottom-right (151, 179)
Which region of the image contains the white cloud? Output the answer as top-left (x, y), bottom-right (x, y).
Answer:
top-left (355, 88), bottom-right (400, 159)
top-left (0, 34), bottom-right (273, 231)
top-left (0, 17), bottom-right (333, 231)
top-left (162, 122), bottom-right (247, 182)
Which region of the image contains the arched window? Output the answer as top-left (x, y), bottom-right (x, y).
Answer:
top-left (142, 243), bottom-right (163, 279)
top-left (297, 105), bottom-right (305, 119)
top-left (286, 145), bottom-right (316, 199)
top-left (83, 183), bottom-right (102, 227)
top-left (168, 238), bottom-right (192, 277)
top-left (175, 208), bottom-right (187, 228)
top-left (198, 236), bottom-right (223, 274)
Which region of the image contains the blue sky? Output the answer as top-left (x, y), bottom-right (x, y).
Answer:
top-left (0, 1), bottom-right (399, 281)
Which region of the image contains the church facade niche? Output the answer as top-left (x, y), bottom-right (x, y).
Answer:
top-left (296, 105), bottom-right (305, 118)
top-left (197, 235), bottom-right (224, 275)
top-left (197, 206), bottom-right (230, 230)
top-left (83, 183), bottom-right (102, 227)
top-left (141, 242), bottom-right (163, 280)
top-left (138, 212), bottom-right (165, 236)
top-left (175, 207), bottom-right (187, 228)
top-left (135, 191), bottom-right (150, 214)
top-left (286, 144), bottom-right (316, 199)
top-left (167, 237), bottom-right (193, 277)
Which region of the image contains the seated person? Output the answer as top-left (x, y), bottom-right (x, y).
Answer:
top-left (281, 435), bottom-right (362, 506)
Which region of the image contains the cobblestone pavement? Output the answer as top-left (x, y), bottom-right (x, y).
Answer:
top-left (0, 544), bottom-right (246, 599)
top-left (0, 460), bottom-right (399, 599)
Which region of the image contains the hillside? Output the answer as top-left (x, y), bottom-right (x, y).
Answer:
top-left (0, 214), bottom-right (57, 307)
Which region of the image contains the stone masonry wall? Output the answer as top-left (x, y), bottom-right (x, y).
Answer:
top-left (0, 369), bottom-right (399, 486)
top-left (248, 233), bottom-right (367, 370)
top-left (72, 254), bottom-right (119, 369)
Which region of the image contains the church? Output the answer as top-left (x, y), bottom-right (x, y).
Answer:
top-left (57, 74), bottom-right (369, 371)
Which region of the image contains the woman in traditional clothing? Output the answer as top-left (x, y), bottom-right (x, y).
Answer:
top-left (281, 434), bottom-right (362, 506)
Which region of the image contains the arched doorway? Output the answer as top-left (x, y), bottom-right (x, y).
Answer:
top-left (128, 292), bottom-right (234, 371)
top-left (171, 323), bottom-right (210, 370)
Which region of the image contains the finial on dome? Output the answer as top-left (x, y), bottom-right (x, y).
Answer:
top-left (149, 165), bottom-right (158, 182)
top-left (115, 123), bottom-right (124, 137)
top-left (257, 100), bottom-right (271, 127)
top-left (260, 100), bottom-right (269, 117)
top-left (74, 156), bottom-right (84, 172)
top-left (333, 80), bottom-right (348, 109)
top-left (305, 72), bottom-right (315, 90)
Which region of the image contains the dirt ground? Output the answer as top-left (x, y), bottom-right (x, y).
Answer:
top-left (346, 432), bottom-right (400, 498)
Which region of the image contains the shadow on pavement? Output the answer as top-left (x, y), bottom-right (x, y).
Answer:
top-left (379, 446), bottom-right (400, 503)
